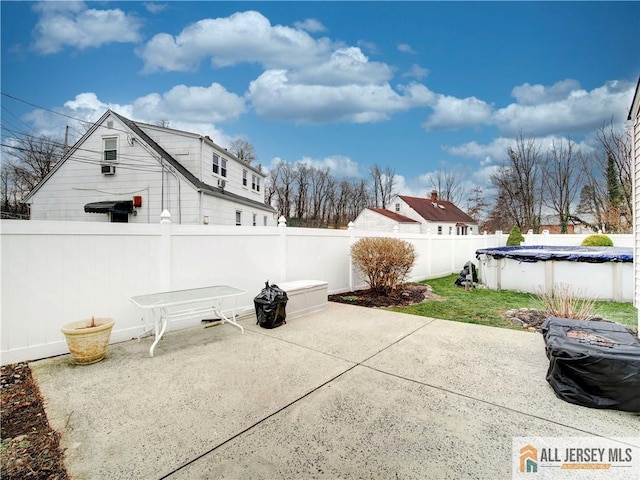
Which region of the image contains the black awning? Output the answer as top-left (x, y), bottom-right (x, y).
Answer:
top-left (84, 201), bottom-right (134, 215)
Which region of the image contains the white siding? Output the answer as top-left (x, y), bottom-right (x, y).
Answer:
top-left (27, 112), bottom-right (273, 225)
top-left (352, 209), bottom-right (421, 233)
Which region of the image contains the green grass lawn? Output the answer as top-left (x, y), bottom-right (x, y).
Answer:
top-left (392, 274), bottom-right (638, 330)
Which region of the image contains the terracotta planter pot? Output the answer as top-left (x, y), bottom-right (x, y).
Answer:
top-left (61, 318), bottom-right (115, 365)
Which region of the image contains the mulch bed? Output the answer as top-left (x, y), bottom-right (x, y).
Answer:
top-left (328, 283), bottom-right (439, 308)
top-left (1, 363), bottom-right (68, 480)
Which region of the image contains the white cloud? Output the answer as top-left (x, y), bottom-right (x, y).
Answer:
top-left (423, 95), bottom-right (492, 131)
top-left (288, 47), bottom-right (393, 86)
top-left (444, 138), bottom-right (515, 161)
top-left (417, 79), bottom-right (634, 136)
top-left (511, 79), bottom-right (581, 106)
top-left (298, 155), bottom-right (361, 178)
top-left (137, 10), bottom-right (333, 73)
top-left (133, 83), bottom-right (246, 123)
top-left (402, 64), bottom-right (429, 79)
top-left (397, 43), bottom-right (416, 54)
top-left (444, 135), bottom-right (595, 167)
top-left (28, 85), bottom-right (243, 147)
top-left (357, 40), bottom-right (378, 55)
top-left (493, 80), bottom-right (635, 136)
top-left (136, 10), bottom-right (439, 125)
top-left (248, 70), bottom-right (433, 124)
top-left (31, 1), bottom-right (142, 54)
top-left (293, 18), bottom-right (326, 33)
top-left (143, 2), bottom-right (168, 14)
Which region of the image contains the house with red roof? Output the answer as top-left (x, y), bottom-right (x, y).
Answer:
top-left (353, 191), bottom-right (479, 235)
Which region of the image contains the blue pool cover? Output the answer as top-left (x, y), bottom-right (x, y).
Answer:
top-left (475, 245), bottom-right (633, 263)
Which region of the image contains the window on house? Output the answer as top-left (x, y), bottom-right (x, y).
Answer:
top-left (212, 154), bottom-right (219, 174)
top-left (395, 203), bottom-right (400, 212)
top-left (437, 226), bottom-right (442, 235)
top-left (263, 215), bottom-right (267, 226)
top-left (449, 226), bottom-right (452, 234)
top-left (252, 214), bottom-right (257, 226)
top-left (243, 170), bottom-right (248, 187)
top-left (103, 138), bottom-right (117, 162)
top-left (251, 175), bottom-right (261, 192)
top-left (235, 210), bottom-right (242, 226)
top-left (221, 158), bottom-right (227, 177)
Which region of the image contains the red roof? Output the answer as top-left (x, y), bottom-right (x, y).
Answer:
top-left (399, 195), bottom-right (477, 224)
top-left (369, 208), bottom-right (419, 223)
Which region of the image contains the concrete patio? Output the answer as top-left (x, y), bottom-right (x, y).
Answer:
top-left (30, 303), bottom-right (639, 480)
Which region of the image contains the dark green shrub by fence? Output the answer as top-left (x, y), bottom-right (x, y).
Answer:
top-left (506, 226), bottom-right (525, 246)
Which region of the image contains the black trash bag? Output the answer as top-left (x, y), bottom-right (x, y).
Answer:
top-left (254, 281), bottom-right (288, 329)
top-left (541, 317), bottom-right (640, 413)
top-left (454, 261), bottom-right (478, 288)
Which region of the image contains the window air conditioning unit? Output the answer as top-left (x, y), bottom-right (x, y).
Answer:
top-left (101, 165), bottom-right (116, 175)
top-left (217, 178), bottom-right (226, 189)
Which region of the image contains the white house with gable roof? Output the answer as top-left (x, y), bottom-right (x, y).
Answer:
top-left (24, 110), bottom-right (276, 226)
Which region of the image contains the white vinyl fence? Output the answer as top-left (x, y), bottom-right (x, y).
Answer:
top-left (0, 215), bottom-right (633, 365)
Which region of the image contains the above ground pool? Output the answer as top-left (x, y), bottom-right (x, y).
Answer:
top-left (475, 245), bottom-right (633, 301)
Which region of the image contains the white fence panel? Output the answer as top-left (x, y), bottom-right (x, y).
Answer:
top-left (1, 217), bottom-right (633, 365)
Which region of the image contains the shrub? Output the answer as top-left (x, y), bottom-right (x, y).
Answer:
top-left (351, 237), bottom-right (417, 294)
top-left (581, 234), bottom-right (613, 247)
top-left (506, 226), bottom-right (525, 246)
top-left (537, 284), bottom-right (596, 320)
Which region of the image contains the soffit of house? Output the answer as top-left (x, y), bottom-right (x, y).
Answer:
top-left (399, 195), bottom-right (478, 224)
top-left (369, 208), bottom-right (420, 223)
top-left (201, 187), bottom-right (276, 212)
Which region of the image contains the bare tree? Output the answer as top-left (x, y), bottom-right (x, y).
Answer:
top-left (229, 138), bottom-right (257, 164)
top-left (2, 134), bottom-right (63, 218)
top-left (466, 186), bottom-right (489, 226)
top-left (575, 121), bottom-right (633, 233)
top-left (369, 164), bottom-right (396, 209)
top-left (490, 134), bottom-right (543, 232)
top-left (424, 169), bottom-right (464, 205)
top-left (293, 163), bottom-right (311, 220)
top-left (541, 139), bottom-right (583, 233)
top-left (156, 118), bottom-right (171, 128)
top-left (267, 160), bottom-right (295, 218)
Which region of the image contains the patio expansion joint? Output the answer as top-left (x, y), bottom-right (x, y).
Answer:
top-left (361, 364), bottom-right (632, 441)
top-left (159, 320), bottom-right (435, 479)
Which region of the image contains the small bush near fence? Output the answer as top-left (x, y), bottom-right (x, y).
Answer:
top-left (581, 234), bottom-right (614, 247)
top-left (351, 237), bottom-right (417, 294)
top-left (506, 226), bottom-right (525, 246)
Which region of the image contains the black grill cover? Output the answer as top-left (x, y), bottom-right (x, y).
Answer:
top-left (541, 317), bottom-right (640, 413)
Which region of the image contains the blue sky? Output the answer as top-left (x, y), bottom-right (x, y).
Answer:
top-left (2, 1), bottom-right (639, 198)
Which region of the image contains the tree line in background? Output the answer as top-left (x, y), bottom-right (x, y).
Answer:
top-left (2, 121), bottom-right (633, 234)
top-left (484, 121), bottom-right (633, 234)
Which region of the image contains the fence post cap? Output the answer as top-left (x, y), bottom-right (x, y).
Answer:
top-left (160, 210), bottom-right (172, 223)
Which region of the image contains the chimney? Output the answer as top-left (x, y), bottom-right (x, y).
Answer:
top-left (431, 190), bottom-right (438, 201)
